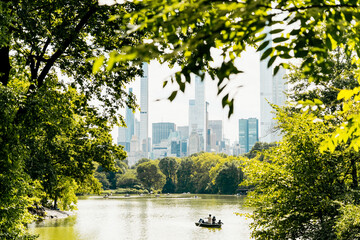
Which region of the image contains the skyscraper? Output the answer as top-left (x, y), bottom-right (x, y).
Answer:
top-left (177, 126), bottom-right (189, 140)
top-left (140, 62), bottom-right (149, 156)
top-left (260, 29), bottom-right (287, 143)
top-left (118, 88), bottom-right (135, 151)
top-left (239, 118), bottom-right (259, 153)
top-left (208, 120), bottom-right (223, 144)
top-left (248, 118), bottom-right (259, 151)
top-left (188, 75), bottom-right (206, 151)
top-left (238, 119), bottom-right (249, 154)
top-left (152, 122), bottom-right (176, 145)
top-left (125, 88), bottom-right (135, 148)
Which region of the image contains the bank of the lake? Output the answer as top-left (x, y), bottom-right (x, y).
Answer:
top-left (28, 194), bottom-right (252, 240)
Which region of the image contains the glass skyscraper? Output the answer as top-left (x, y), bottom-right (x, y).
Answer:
top-left (152, 122), bottom-right (176, 145)
top-left (239, 118), bottom-right (259, 153)
top-left (260, 29), bottom-right (287, 143)
top-left (118, 88), bottom-right (135, 152)
top-left (188, 75), bottom-right (206, 151)
top-left (140, 62), bottom-right (149, 156)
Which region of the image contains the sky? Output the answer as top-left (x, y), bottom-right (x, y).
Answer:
top-left (111, 47), bottom-right (261, 144)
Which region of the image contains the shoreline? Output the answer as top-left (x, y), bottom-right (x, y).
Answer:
top-left (43, 207), bottom-right (72, 220)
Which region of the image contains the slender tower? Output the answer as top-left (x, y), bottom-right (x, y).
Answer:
top-left (188, 76), bottom-right (206, 151)
top-left (140, 62), bottom-right (149, 157)
top-left (260, 28), bottom-right (274, 143)
top-left (260, 28), bottom-right (287, 143)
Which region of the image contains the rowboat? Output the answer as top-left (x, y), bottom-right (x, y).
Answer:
top-left (195, 221), bottom-right (223, 228)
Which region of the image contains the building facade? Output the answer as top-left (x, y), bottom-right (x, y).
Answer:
top-left (260, 29), bottom-right (287, 143)
top-left (188, 75), bottom-right (206, 152)
top-left (152, 122), bottom-right (176, 145)
top-left (239, 118), bottom-right (259, 154)
top-left (140, 62), bottom-right (149, 156)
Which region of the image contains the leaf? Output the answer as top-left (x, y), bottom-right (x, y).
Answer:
top-left (273, 37), bottom-right (288, 43)
top-left (168, 90), bottom-right (178, 101)
top-left (257, 40), bottom-right (270, 52)
top-left (92, 55), bottom-right (105, 74)
top-left (337, 89), bottom-right (354, 100)
top-left (273, 65), bottom-right (280, 75)
top-left (163, 80), bottom-right (168, 88)
top-left (222, 94), bottom-right (229, 108)
top-left (267, 55), bottom-right (277, 68)
top-left (270, 29), bottom-right (284, 34)
top-left (313, 99), bottom-right (323, 105)
top-left (260, 47), bottom-right (273, 61)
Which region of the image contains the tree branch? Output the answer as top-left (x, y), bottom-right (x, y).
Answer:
top-left (36, 5), bottom-right (98, 88)
top-left (35, 37), bottom-right (52, 74)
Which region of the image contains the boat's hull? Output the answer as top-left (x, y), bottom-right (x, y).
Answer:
top-left (195, 222), bottom-right (222, 228)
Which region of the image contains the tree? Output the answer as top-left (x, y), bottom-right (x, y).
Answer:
top-left (176, 158), bottom-right (195, 193)
top-left (244, 142), bottom-right (277, 160)
top-left (0, 0), bottom-right (144, 237)
top-left (191, 153), bottom-right (224, 193)
top-left (158, 157), bottom-right (179, 193)
top-left (213, 160), bottom-right (244, 195)
top-left (116, 169), bottom-right (142, 189)
top-left (242, 107), bottom-right (360, 239)
top-left (136, 161), bottom-right (166, 191)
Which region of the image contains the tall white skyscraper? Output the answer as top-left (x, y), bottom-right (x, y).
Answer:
top-left (260, 29), bottom-right (287, 143)
top-left (140, 62), bottom-right (149, 156)
top-left (188, 75), bottom-right (206, 151)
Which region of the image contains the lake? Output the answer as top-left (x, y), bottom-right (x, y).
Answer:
top-left (29, 194), bottom-right (252, 240)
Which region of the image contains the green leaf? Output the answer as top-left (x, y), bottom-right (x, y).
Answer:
top-left (168, 90), bottom-right (178, 101)
top-left (273, 37), bottom-right (288, 43)
top-left (260, 47), bottom-right (273, 60)
top-left (273, 65), bottom-right (280, 75)
top-left (267, 55), bottom-right (277, 68)
top-left (270, 29), bottom-right (284, 34)
top-left (92, 55), bottom-right (105, 74)
top-left (337, 89), bottom-right (354, 100)
top-left (163, 80), bottom-right (168, 88)
top-left (257, 40), bottom-right (270, 52)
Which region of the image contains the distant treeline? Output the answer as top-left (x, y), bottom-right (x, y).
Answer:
top-left (94, 152), bottom-right (247, 195)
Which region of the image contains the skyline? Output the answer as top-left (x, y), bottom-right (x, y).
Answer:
top-left (112, 48), bottom-right (261, 144)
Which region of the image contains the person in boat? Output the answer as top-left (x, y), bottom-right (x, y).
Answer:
top-left (218, 220), bottom-right (222, 225)
top-left (198, 218), bottom-right (204, 223)
top-left (207, 214), bottom-right (212, 224)
top-left (212, 216), bottom-right (216, 224)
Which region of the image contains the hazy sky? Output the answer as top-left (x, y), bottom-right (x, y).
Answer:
top-left (112, 47), bottom-right (261, 144)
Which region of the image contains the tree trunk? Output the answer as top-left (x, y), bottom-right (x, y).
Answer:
top-left (0, 46), bottom-right (10, 86)
top-left (351, 157), bottom-right (358, 189)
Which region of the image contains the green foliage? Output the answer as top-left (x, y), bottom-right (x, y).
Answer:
top-left (102, 0), bottom-right (360, 118)
top-left (158, 157), bottom-right (179, 193)
top-left (242, 107), bottom-right (360, 239)
top-left (244, 142), bottom-right (277, 160)
top-left (94, 172), bottom-right (111, 190)
top-left (0, 0), bottom-right (144, 237)
top-left (0, 86), bottom-right (36, 239)
top-left (95, 159), bottom-right (128, 189)
top-left (158, 157), bottom-right (179, 181)
top-left (136, 161), bottom-right (166, 191)
top-left (214, 161), bottom-right (244, 194)
top-left (176, 158), bottom-right (195, 193)
top-left (116, 169), bottom-right (141, 189)
top-left (335, 204), bottom-right (360, 239)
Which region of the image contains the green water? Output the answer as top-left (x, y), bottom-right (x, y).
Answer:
top-left (28, 194), bottom-right (252, 240)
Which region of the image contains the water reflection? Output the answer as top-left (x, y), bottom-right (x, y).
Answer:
top-left (29, 195), bottom-right (252, 240)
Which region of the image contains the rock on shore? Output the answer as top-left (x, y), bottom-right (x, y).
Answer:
top-left (29, 205), bottom-right (72, 220)
top-left (43, 207), bottom-right (72, 219)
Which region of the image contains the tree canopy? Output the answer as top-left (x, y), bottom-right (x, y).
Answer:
top-left (0, 0), bottom-right (145, 238)
top-left (101, 0), bottom-right (360, 118)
